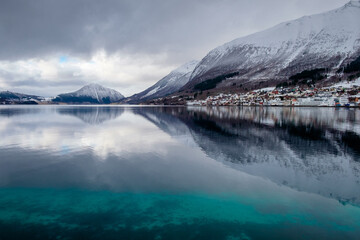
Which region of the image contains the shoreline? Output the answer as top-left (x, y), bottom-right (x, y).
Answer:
top-left (0, 103), bottom-right (359, 108)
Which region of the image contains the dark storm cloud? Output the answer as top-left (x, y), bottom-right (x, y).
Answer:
top-left (0, 0), bottom-right (128, 60)
top-left (0, 0), bottom-right (348, 63)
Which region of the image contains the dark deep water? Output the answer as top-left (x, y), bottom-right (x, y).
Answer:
top-left (0, 105), bottom-right (360, 240)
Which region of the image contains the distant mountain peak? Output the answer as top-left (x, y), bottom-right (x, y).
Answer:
top-left (82, 83), bottom-right (103, 89)
top-left (0, 90), bottom-right (43, 104)
top-left (53, 83), bottom-right (124, 104)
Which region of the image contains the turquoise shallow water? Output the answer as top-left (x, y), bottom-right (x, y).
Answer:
top-left (0, 106), bottom-right (360, 239)
top-left (1, 188), bottom-right (360, 240)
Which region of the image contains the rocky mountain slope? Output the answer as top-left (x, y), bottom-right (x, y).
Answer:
top-left (183, 1), bottom-right (360, 92)
top-left (53, 83), bottom-right (124, 104)
top-left (0, 91), bottom-right (43, 104)
top-left (125, 60), bottom-right (199, 103)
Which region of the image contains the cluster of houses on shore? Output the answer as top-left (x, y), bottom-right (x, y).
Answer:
top-left (187, 79), bottom-right (360, 107)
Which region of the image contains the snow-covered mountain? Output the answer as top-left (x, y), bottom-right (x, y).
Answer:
top-left (0, 90), bottom-right (43, 104)
top-left (53, 83), bottom-right (124, 104)
top-left (125, 60), bottom-right (199, 103)
top-left (185, 1), bottom-right (360, 90)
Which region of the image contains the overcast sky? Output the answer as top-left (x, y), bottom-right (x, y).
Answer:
top-left (0, 0), bottom-right (349, 97)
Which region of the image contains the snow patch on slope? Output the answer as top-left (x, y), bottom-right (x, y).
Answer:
top-left (189, 1), bottom-right (360, 84)
top-left (56, 83), bottom-right (125, 103)
top-left (142, 86), bottom-right (161, 99)
top-left (130, 60), bottom-right (199, 102)
top-left (330, 77), bottom-right (360, 88)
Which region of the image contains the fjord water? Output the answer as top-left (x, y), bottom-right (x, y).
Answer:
top-left (0, 106), bottom-right (359, 239)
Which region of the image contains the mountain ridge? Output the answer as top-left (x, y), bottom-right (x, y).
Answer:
top-left (181, 1), bottom-right (360, 92)
top-left (125, 60), bottom-right (199, 103)
top-left (53, 83), bottom-right (125, 104)
top-left (0, 90), bottom-right (44, 104)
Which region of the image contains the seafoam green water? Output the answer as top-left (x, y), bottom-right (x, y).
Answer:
top-left (0, 106), bottom-right (360, 239)
top-left (1, 188), bottom-right (360, 240)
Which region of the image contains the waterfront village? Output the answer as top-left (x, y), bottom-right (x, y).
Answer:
top-left (187, 78), bottom-right (360, 107)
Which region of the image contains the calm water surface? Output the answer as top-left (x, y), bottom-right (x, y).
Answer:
top-left (0, 105), bottom-right (360, 239)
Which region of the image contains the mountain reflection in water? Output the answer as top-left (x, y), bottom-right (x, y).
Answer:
top-left (1, 105), bottom-right (360, 239)
top-left (0, 106), bottom-right (360, 205)
top-left (135, 107), bottom-right (360, 205)
top-left (0, 106), bottom-right (359, 207)
top-left (57, 106), bottom-right (124, 124)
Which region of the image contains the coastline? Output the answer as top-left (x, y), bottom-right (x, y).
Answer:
top-left (1, 103), bottom-right (359, 108)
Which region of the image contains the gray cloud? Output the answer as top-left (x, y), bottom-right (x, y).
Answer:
top-left (0, 0), bottom-right (348, 62)
top-left (0, 0), bottom-right (349, 95)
